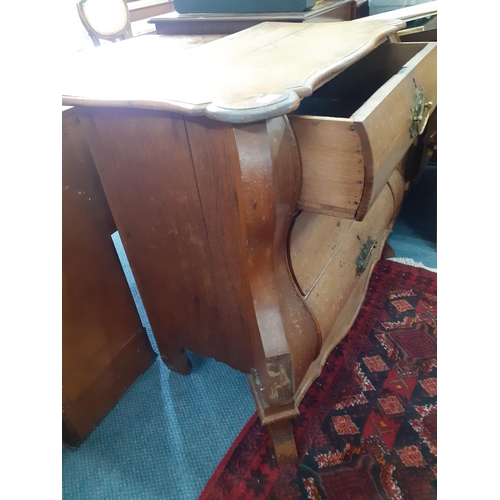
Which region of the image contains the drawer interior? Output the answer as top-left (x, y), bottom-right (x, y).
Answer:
top-left (291, 42), bottom-right (427, 118)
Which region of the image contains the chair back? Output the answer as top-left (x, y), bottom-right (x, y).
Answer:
top-left (77, 0), bottom-right (132, 47)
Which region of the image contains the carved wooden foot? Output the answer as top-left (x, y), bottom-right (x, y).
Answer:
top-left (267, 419), bottom-right (298, 465)
top-left (161, 349), bottom-right (192, 376)
top-left (382, 242), bottom-right (395, 259)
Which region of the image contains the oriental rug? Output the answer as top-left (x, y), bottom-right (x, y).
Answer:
top-left (200, 260), bottom-right (437, 500)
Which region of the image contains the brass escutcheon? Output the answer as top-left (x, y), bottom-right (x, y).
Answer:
top-left (410, 79), bottom-right (433, 138)
top-left (355, 235), bottom-right (377, 276)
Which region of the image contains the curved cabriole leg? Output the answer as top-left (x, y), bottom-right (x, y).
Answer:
top-left (268, 419), bottom-right (298, 465)
top-left (234, 117), bottom-right (322, 463)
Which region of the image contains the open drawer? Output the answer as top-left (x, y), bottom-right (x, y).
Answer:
top-left (289, 41), bottom-right (437, 220)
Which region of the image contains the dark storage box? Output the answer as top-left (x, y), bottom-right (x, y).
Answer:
top-left (174, 0), bottom-right (316, 14)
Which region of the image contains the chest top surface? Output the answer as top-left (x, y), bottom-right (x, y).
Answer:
top-left (62, 19), bottom-right (404, 123)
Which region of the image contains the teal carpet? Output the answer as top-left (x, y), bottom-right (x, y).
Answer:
top-left (62, 163), bottom-right (437, 499)
top-left (388, 163), bottom-right (437, 269)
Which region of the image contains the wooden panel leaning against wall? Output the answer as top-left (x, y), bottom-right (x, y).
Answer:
top-left (62, 106), bottom-right (157, 447)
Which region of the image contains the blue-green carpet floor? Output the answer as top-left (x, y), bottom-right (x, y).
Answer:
top-left (62, 163), bottom-right (437, 499)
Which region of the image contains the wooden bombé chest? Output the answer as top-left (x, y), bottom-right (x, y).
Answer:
top-left (62, 19), bottom-right (437, 463)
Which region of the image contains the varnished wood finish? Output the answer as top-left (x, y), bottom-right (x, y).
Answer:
top-left (62, 20), bottom-right (404, 122)
top-left (61, 24), bottom-right (436, 463)
top-left (293, 184), bottom-right (394, 340)
top-left (233, 118), bottom-right (322, 408)
top-left (267, 419), bottom-right (298, 464)
top-left (289, 214), bottom-right (354, 297)
top-left (289, 179), bottom-right (399, 405)
top-left (81, 108), bottom-right (255, 374)
top-left (81, 108), bottom-right (320, 410)
top-left (290, 41), bottom-right (436, 220)
top-left (353, 43), bottom-right (436, 218)
top-left (62, 107), bottom-right (156, 446)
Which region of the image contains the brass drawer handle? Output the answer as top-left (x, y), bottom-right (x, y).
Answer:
top-left (355, 235), bottom-right (377, 276)
top-left (410, 79), bottom-right (433, 138)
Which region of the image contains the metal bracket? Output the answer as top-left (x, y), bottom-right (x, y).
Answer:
top-left (410, 79), bottom-right (433, 138)
top-left (355, 235), bottom-right (377, 276)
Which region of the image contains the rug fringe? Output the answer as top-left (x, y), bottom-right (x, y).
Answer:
top-left (388, 257), bottom-right (437, 273)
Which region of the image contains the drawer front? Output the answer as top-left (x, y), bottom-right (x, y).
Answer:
top-left (289, 211), bottom-right (355, 297)
top-left (289, 182), bottom-right (395, 339)
top-left (354, 42), bottom-right (437, 219)
top-left (290, 41), bottom-right (437, 220)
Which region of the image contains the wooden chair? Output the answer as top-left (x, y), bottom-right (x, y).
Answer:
top-left (77, 0), bottom-right (133, 47)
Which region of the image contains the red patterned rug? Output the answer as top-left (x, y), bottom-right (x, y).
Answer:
top-left (200, 260), bottom-right (437, 500)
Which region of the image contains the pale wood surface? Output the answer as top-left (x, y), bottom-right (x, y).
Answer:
top-left (290, 212), bottom-right (354, 297)
top-left (292, 183), bottom-right (394, 339)
top-left (291, 116), bottom-right (364, 219)
top-left (62, 19), bottom-right (403, 123)
top-left (290, 41), bottom-right (436, 220)
top-left (289, 178), bottom-right (398, 404)
top-left (387, 166), bottom-right (406, 215)
top-left (354, 42), bottom-right (436, 217)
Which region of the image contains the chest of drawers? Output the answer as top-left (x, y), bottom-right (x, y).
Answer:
top-left (62, 19), bottom-right (436, 463)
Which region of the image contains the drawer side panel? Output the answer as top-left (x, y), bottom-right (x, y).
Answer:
top-left (291, 116), bottom-right (364, 218)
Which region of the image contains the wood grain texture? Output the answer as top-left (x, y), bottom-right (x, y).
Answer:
top-left (290, 42), bottom-right (436, 220)
top-left (62, 20), bottom-right (404, 123)
top-left (290, 182), bottom-right (395, 403)
top-left (233, 117), bottom-right (321, 410)
top-left (62, 23), bottom-right (437, 462)
top-left (62, 107), bottom-right (156, 446)
top-left (81, 107), bottom-right (320, 417)
top-left (292, 183), bottom-right (395, 340)
top-left (80, 107), bottom-right (259, 374)
top-left (289, 213), bottom-right (354, 297)
top-left (354, 42), bottom-right (437, 218)
top-left (290, 117), bottom-right (364, 218)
